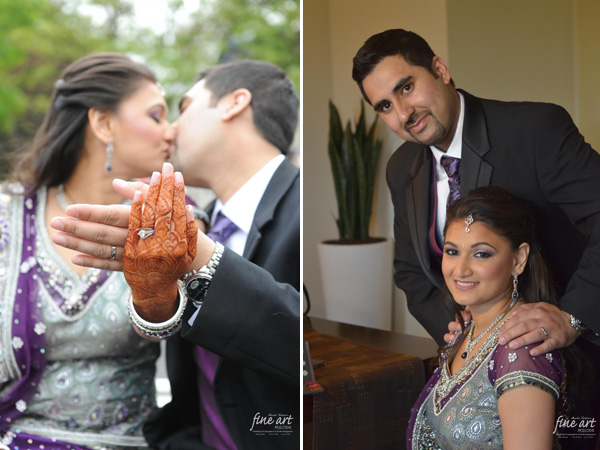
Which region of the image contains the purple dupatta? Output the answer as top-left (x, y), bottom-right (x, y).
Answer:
top-left (0, 192), bottom-right (94, 450)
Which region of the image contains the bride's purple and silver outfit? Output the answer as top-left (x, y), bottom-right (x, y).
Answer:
top-left (0, 185), bottom-right (159, 449)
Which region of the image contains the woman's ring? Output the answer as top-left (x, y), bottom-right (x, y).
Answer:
top-left (108, 246), bottom-right (117, 261)
top-left (138, 228), bottom-right (155, 239)
top-left (540, 326), bottom-right (548, 338)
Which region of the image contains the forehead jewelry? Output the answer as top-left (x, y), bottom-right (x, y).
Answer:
top-left (465, 214), bottom-right (474, 233)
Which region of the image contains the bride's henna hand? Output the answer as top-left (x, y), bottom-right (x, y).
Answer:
top-left (123, 164), bottom-right (197, 321)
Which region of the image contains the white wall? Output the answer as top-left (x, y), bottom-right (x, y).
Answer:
top-left (303, 0), bottom-right (447, 337)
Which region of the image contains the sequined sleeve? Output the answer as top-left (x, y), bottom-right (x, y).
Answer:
top-left (488, 342), bottom-right (563, 400)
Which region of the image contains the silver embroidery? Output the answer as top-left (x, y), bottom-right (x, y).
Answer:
top-left (34, 322), bottom-right (46, 335)
top-left (508, 352), bottom-right (517, 363)
top-left (15, 400), bottom-right (26, 412)
top-left (495, 370), bottom-right (560, 399)
top-left (11, 337), bottom-right (23, 351)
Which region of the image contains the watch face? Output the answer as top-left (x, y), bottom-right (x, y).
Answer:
top-left (185, 276), bottom-right (210, 301)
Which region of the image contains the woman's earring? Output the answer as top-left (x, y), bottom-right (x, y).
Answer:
top-left (105, 139), bottom-right (114, 172)
top-left (512, 272), bottom-right (519, 300)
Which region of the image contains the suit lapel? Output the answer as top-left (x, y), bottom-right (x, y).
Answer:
top-left (458, 89), bottom-right (493, 192)
top-left (243, 158), bottom-right (299, 260)
top-left (406, 148), bottom-right (443, 287)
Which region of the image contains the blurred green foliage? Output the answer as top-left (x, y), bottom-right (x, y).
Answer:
top-left (0, 0), bottom-right (300, 178)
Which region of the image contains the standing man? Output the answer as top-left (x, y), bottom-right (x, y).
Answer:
top-left (351, 29), bottom-right (600, 353)
top-left (51, 59), bottom-right (300, 449)
top-left (351, 29), bottom-right (600, 448)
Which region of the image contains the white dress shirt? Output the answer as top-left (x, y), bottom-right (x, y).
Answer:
top-left (210, 153), bottom-right (285, 256)
top-left (430, 92), bottom-right (465, 243)
top-left (188, 154), bottom-right (285, 325)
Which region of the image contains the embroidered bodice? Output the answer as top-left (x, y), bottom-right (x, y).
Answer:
top-left (0, 186), bottom-right (159, 448)
top-left (408, 319), bottom-right (563, 449)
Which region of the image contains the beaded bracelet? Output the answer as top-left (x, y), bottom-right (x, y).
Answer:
top-left (128, 283), bottom-right (187, 339)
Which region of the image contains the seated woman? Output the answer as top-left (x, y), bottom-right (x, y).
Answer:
top-left (407, 186), bottom-right (567, 450)
top-left (0, 53), bottom-right (175, 449)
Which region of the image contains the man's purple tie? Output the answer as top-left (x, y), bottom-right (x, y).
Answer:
top-left (441, 155), bottom-right (461, 207)
top-left (195, 210), bottom-right (238, 449)
top-left (206, 211), bottom-right (238, 244)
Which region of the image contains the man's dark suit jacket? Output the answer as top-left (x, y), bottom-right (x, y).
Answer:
top-left (144, 158), bottom-right (300, 450)
top-left (387, 89), bottom-right (600, 346)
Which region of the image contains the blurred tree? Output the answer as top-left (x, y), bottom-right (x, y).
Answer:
top-left (0, 0), bottom-right (119, 177)
top-left (130, 0), bottom-right (300, 119)
top-left (0, 0), bottom-right (300, 179)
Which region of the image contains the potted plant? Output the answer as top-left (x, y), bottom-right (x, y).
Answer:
top-left (318, 100), bottom-right (394, 330)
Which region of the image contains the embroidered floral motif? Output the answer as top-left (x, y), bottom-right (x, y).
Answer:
top-left (11, 336), bottom-right (23, 350)
top-left (1, 430), bottom-right (16, 445)
top-left (15, 400), bottom-right (27, 412)
top-left (19, 256), bottom-right (36, 273)
top-left (34, 322), bottom-right (47, 335)
top-left (508, 353), bottom-right (517, 363)
top-left (545, 353), bottom-right (553, 363)
top-left (488, 360), bottom-right (494, 370)
top-left (25, 198), bottom-right (33, 210)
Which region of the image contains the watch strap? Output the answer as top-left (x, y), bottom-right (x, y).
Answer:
top-left (180, 242), bottom-right (224, 307)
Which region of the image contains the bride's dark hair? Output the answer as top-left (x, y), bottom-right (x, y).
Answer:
top-left (13, 53), bottom-right (156, 193)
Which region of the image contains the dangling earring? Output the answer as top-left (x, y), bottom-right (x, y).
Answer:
top-left (512, 272), bottom-right (519, 300)
top-left (105, 139), bottom-right (114, 172)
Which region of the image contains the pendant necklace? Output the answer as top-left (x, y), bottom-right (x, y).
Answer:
top-left (461, 296), bottom-right (518, 360)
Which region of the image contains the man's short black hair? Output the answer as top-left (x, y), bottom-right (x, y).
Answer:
top-left (199, 60), bottom-right (298, 155)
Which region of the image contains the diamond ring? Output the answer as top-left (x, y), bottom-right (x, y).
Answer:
top-left (138, 228), bottom-right (155, 239)
top-left (540, 326), bottom-right (548, 338)
top-left (108, 246), bottom-right (117, 260)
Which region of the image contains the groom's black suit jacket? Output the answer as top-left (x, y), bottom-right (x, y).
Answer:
top-left (144, 158), bottom-right (300, 450)
top-left (387, 89), bottom-right (600, 346)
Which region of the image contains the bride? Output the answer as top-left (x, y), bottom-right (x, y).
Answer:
top-left (407, 186), bottom-right (568, 450)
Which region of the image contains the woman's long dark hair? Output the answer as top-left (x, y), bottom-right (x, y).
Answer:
top-left (441, 186), bottom-right (585, 414)
top-left (12, 53), bottom-right (156, 193)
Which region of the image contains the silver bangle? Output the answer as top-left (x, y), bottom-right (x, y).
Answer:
top-left (128, 283), bottom-right (187, 339)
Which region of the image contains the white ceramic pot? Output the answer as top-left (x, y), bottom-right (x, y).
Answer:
top-left (317, 238), bottom-right (393, 330)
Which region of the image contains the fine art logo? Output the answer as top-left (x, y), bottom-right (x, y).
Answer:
top-left (250, 412), bottom-right (294, 436)
top-left (554, 415), bottom-right (597, 440)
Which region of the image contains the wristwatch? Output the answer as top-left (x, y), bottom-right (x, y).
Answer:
top-left (568, 314), bottom-right (588, 335)
top-left (179, 242), bottom-right (224, 307)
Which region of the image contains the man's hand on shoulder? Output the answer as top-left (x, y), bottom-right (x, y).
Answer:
top-left (498, 302), bottom-right (579, 356)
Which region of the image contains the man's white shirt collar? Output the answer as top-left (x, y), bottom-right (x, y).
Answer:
top-left (212, 154), bottom-right (285, 240)
top-left (430, 91), bottom-right (465, 178)
top-left (430, 92), bottom-right (465, 242)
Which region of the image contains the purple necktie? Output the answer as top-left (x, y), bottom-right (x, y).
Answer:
top-left (195, 210), bottom-right (238, 449)
top-left (441, 155), bottom-right (461, 207)
top-left (206, 211), bottom-right (238, 244)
